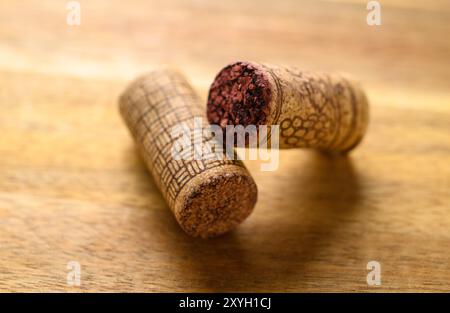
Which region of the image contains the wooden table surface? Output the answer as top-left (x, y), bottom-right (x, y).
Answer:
top-left (1, 0), bottom-right (449, 292)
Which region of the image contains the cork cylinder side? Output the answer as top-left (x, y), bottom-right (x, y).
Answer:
top-left (207, 61), bottom-right (369, 153)
top-left (119, 69), bottom-right (257, 238)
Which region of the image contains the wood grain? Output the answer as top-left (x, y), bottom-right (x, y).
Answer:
top-left (0, 0), bottom-right (449, 292)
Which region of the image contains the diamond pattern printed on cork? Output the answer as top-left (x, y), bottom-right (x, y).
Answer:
top-left (119, 69), bottom-right (257, 238)
top-left (207, 61), bottom-right (369, 152)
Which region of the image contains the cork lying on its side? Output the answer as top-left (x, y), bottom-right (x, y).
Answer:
top-left (119, 69), bottom-right (257, 238)
top-left (207, 61), bottom-right (369, 152)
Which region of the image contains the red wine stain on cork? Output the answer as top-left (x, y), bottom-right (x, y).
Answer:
top-left (207, 61), bottom-right (272, 128)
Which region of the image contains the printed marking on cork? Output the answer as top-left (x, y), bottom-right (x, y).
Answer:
top-left (207, 61), bottom-right (370, 152)
top-left (119, 69), bottom-right (257, 238)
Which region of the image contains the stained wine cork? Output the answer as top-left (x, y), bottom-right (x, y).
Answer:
top-left (119, 69), bottom-right (257, 238)
top-left (207, 61), bottom-right (369, 152)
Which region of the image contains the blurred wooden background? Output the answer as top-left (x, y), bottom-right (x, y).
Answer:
top-left (0, 0), bottom-right (449, 292)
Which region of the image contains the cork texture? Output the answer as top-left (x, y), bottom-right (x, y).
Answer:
top-left (207, 61), bottom-right (370, 152)
top-left (119, 69), bottom-right (257, 238)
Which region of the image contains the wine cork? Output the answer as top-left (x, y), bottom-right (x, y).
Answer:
top-left (119, 69), bottom-right (257, 238)
top-left (207, 61), bottom-right (369, 152)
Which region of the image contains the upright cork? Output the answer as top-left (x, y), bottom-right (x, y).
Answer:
top-left (119, 69), bottom-right (257, 238)
top-left (207, 61), bottom-right (369, 152)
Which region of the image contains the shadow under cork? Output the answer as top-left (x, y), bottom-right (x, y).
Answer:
top-left (126, 146), bottom-right (364, 291)
top-left (230, 152), bottom-right (365, 291)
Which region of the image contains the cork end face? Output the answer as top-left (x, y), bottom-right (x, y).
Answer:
top-left (207, 61), bottom-right (272, 129)
top-left (175, 166), bottom-right (257, 239)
